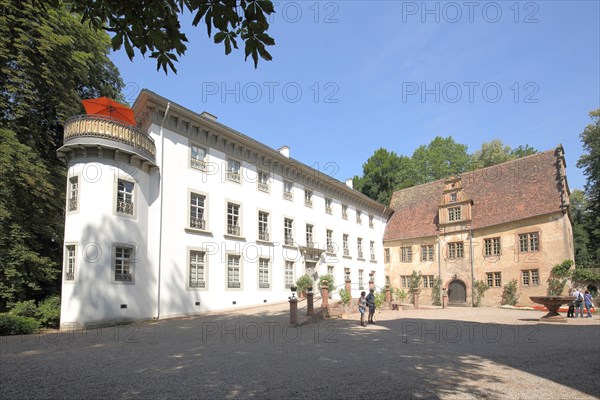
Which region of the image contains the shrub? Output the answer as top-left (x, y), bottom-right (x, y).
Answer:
top-left (9, 300), bottom-right (37, 318)
top-left (473, 280), bottom-right (489, 307)
top-left (394, 288), bottom-right (407, 302)
top-left (295, 274), bottom-right (312, 294)
top-left (0, 314), bottom-right (40, 335)
top-left (501, 279), bottom-right (519, 306)
top-left (375, 290), bottom-right (386, 310)
top-left (36, 296), bottom-right (61, 329)
top-left (409, 271), bottom-right (422, 292)
top-left (338, 288), bottom-right (351, 307)
top-left (551, 259), bottom-right (573, 277)
top-left (431, 277), bottom-right (442, 306)
top-left (318, 274), bottom-right (335, 293)
top-left (547, 278), bottom-right (568, 296)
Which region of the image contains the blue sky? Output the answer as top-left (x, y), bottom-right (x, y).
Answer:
top-left (110, 1), bottom-right (599, 191)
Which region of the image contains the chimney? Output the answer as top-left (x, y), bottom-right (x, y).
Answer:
top-left (200, 111), bottom-right (217, 121)
top-left (278, 145), bottom-right (290, 158)
top-left (345, 178), bottom-right (353, 189)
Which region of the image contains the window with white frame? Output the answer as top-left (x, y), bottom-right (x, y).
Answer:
top-left (356, 210), bottom-right (362, 224)
top-left (116, 179), bottom-right (134, 215)
top-left (190, 193), bottom-right (206, 230)
top-left (327, 265), bottom-right (334, 275)
top-left (65, 245), bottom-right (76, 281)
top-left (484, 237), bottom-right (501, 256)
top-left (343, 234), bottom-right (349, 256)
top-left (357, 238), bottom-right (363, 259)
top-left (358, 269), bottom-right (364, 290)
top-left (114, 244), bottom-right (134, 282)
top-left (189, 250), bottom-right (206, 288)
top-left (369, 215), bottom-right (374, 228)
top-left (342, 204), bottom-right (348, 219)
top-left (422, 275), bottom-right (434, 288)
top-left (522, 269), bottom-right (539, 286)
top-left (304, 190), bottom-right (313, 207)
top-left (285, 261), bottom-right (295, 288)
top-left (257, 170), bottom-right (269, 192)
top-left (401, 246), bottom-right (413, 262)
top-left (519, 232), bottom-right (539, 252)
top-left (283, 180), bottom-right (293, 200)
top-left (227, 159), bottom-right (241, 183)
top-left (258, 211), bottom-right (269, 241)
top-left (486, 272), bottom-right (502, 288)
top-left (227, 255), bottom-right (241, 289)
top-left (227, 202), bottom-right (241, 236)
top-left (448, 207), bottom-right (461, 222)
top-left (284, 218), bottom-right (294, 245)
top-left (370, 241), bottom-right (375, 261)
top-left (325, 198), bottom-right (332, 214)
top-left (421, 244), bottom-right (434, 261)
top-left (306, 224), bottom-right (314, 247)
top-left (68, 177), bottom-right (79, 212)
top-left (326, 229), bottom-right (334, 253)
top-left (258, 258), bottom-right (270, 289)
top-left (448, 242), bottom-right (464, 259)
top-left (190, 145), bottom-right (207, 170)
top-left (401, 275), bottom-right (412, 288)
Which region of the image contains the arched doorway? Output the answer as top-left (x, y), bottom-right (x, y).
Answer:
top-left (448, 280), bottom-right (467, 304)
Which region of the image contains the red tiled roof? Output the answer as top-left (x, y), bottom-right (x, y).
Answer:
top-left (384, 148), bottom-right (567, 241)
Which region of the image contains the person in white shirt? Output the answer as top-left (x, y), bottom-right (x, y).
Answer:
top-left (573, 288), bottom-right (584, 318)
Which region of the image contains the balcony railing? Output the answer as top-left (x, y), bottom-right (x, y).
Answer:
top-left (259, 282), bottom-right (270, 289)
top-left (117, 200), bottom-right (134, 215)
top-left (190, 158), bottom-right (206, 171)
top-left (343, 248), bottom-right (350, 256)
top-left (307, 241), bottom-right (315, 248)
top-left (283, 191), bottom-right (293, 200)
top-left (65, 272), bottom-right (75, 281)
top-left (259, 231), bottom-right (269, 241)
top-left (285, 236), bottom-right (294, 246)
top-left (228, 281), bottom-right (241, 289)
top-left (115, 272), bottom-right (132, 281)
top-left (227, 225), bottom-right (240, 236)
top-left (370, 254), bottom-right (376, 261)
top-left (305, 199), bottom-right (313, 207)
top-left (189, 281), bottom-right (206, 288)
top-left (63, 115), bottom-right (155, 161)
top-left (258, 182), bottom-right (269, 192)
top-left (190, 217), bottom-right (206, 230)
top-left (68, 197), bottom-right (78, 212)
top-left (358, 251), bottom-right (364, 259)
top-left (327, 245), bottom-right (335, 253)
top-left (342, 212), bottom-right (348, 220)
top-left (325, 206), bottom-right (332, 214)
top-left (227, 171), bottom-right (241, 183)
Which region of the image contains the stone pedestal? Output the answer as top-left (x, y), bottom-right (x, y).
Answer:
top-left (321, 285), bottom-right (329, 308)
top-left (289, 298), bottom-right (298, 326)
top-left (442, 295), bottom-right (448, 309)
top-left (385, 287), bottom-right (391, 305)
top-left (345, 280), bottom-right (352, 298)
top-left (369, 280), bottom-right (374, 290)
top-left (413, 291), bottom-right (419, 309)
top-left (306, 292), bottom-right (314, 316)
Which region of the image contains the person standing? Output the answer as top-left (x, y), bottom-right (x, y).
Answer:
top-left (366, 288), bottom-right (376, 324)
top-left (584, 290), bottom-right (594, 318)
top-left (358, 291), bottom-right (367, 326)
top-left (573, 288), bottom-right (584, 318)
top-left (567, 288), bottom-right (575, 318)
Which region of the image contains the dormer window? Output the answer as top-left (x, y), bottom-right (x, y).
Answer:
top-left (450, 193), bottom-right (457, 203)
top-left (448, 207), bottom-right (461, 222)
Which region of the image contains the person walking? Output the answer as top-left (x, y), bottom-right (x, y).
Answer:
top-left (358, 291), bottom-right (367, 326)
top-left (584, 290), bottom-right (594, 318)
top-left (366, 288), bottom-right (376, 324)
top-left (567, 288), bottom-right (575, 318)
top-left (573, 288), bottom-right (584, 318)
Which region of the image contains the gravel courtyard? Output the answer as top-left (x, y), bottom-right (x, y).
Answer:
top-left (1, 304), bottom-right (599, 399)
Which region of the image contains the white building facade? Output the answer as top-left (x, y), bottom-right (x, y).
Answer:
top-left (58, 90), bottom-right (391, 326)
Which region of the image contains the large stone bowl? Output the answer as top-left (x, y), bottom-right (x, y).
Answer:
top-left (530, 296), bottom-right (576, 322)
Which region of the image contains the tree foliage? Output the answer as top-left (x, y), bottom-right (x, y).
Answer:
top-left (576, 109), bottom-right (600, 265)
top-left (0, 0), bottom-right (124, 309)
top-left (30, 0), bottom-right (276, 73)
top-left (411, 136), bottom-right (471, 185)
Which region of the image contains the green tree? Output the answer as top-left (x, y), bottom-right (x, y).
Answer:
top-left (576, 109), bottom-right (600, 264)
top-left (510, 144), bottom-right (538, 158)
top-left (410, 136), bottom-right (471, 184)
top-left (471, 139), bottom-right (513, 169)
top-left (571, 189), bottom-right (592, 268)
top-left (32, 0), bottom-right (275, 73)
top-left (353, 148), bottom-right (414, 205)
top-left (0, 0), bottom-right (125, 309)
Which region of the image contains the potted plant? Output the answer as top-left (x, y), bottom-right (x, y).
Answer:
top-left (295, 274), bottom-right (312, 297)
top-left (319, 274), bottom-right (335, 297)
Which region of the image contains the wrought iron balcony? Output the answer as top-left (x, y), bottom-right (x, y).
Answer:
top-left (189, 281), bottom-right (206, 288)
top-left (327, 245), bottom-right (335, 253)
top-left (259, 231), bottom-right (269, 241)
top-left (343, 248), bottom-right (350, 256)
top-left (227, 171), bottom-right (241, 183)
top-left (283, 191), bottom-right (293, 200)
top-left (257, 182), bottom-right (269, 192)
top-left (190, 158), bottom-right (206, 171)
top-left (190, 217), bottom-right (206, 230)
top-left (259, 282), bottom-right (270, 289)
top-left (285, 236), bottom-right (294, 246)
top-left (358, 251), bottom-right (364, 259)
top-left (115, 272), bottom-right (132, 281)
top-left (68, 197), bottom-right (78, 212)
top-left (305, 199), bottom-right (313, 207)
top-left (228, 281), bottom-right (241, 289)
top-left (65, 272), bottom-right (75, 281)
top-left (227, 224), bottom-right (240, 236)
top-left (325, 206), bottom-right (332, 215)
top-left (60, 115), bottom-right (156, 163)
top-left (117, 200), bottom-right (134, 215)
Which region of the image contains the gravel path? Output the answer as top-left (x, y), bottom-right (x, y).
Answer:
top-left (1, 305), bottom-right (599, 399)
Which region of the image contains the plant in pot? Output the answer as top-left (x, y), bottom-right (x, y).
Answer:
top-left (319, 274), bottom-right (335, 297)
top-left (295, 274), bottom-right (312, 297)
